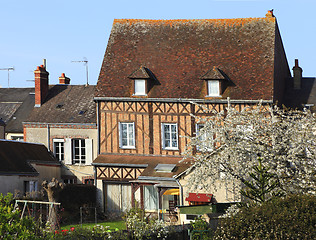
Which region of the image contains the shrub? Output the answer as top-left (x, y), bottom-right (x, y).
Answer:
top-left (59, 184), bottom-right (97, 224)
top-left (189, 216), bottom-right (212, 240)
top-left (0, 193), bottom-right (44, 239)
top-left (214, 194), bottom-right (316, 240)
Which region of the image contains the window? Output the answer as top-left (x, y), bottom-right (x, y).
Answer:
top-left (134, 79), bottom-right (146, 95)
top-left (72, 139), bottom-right (86, 164)
top-left (162, 123), bottom-right (178, 150)
top-left (11, 135), bottom-right (24, 141)
top-left (144, 185), bottom-right (158, 210)
top-left (207, 80), bottom-right (220, 96)
top-left (24, 181), bottom-right (38, 194)
top-left (196, 124), bottom-right (213, 151)
top-left (53, 139), bottom-right (64, 161)
top-left (119, 122), bottom-right (135, 148)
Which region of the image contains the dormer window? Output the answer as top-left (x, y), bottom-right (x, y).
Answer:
top-left (128, 66), bottom-right (158, 97)
top-left (134, 79), bottom-right (146, 95)
top-left (200, 67), bottom-right (233, 98)
top-left (207, 80), bottom-right (220, 97)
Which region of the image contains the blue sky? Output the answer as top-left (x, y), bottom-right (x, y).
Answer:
top-left (0, 0), bottom-right (315, 87)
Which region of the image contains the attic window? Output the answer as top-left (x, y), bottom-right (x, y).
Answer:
top-left (134, 79), bottom-right (146, 95)
top-left (79, 110), bottom-right (86, 115)
top-left (154, 164), bottom-right (176, 173)
top-left (207, 80), bottom-right (220, 97)
top-left (129, 66), bottom-right (157, 96)
top-left (200, 67), bottom-right (233, 98)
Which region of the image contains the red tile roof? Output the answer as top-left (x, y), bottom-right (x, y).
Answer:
top-left (96, 14), bottom-right (288, 101)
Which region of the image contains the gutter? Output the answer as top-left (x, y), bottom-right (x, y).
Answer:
top-left (92, 163), bottom-right (148, 168)
top-left (94, 97), bottom-right (273, 104)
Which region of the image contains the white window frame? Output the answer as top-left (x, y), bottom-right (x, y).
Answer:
top-left (53, 139), bottom-right (65, 161)
top-left (119, 122), bottom-right (136, 149)
top-left (162, 123), bottom-right (178, 150)
top-left (207, 80), bottom-right (220, 97)
top-left (196, 124), bottom-right (213, 152)
top-left (72, 139), bottom-right (86, 164)
top-left (134, 79), bottom-right (147, 96)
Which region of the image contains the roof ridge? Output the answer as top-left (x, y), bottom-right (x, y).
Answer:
top-left (113, 17), bottom-right (275, 26)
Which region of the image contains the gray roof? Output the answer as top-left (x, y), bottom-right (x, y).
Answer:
top-left (26, 85), bottom-right (96, 124)
top-left (284, 77), bottom-right (316, 111)
top-left (0, 88), bottom-right (35, 133)
top-left (0, 140), bottom-right (59, 175)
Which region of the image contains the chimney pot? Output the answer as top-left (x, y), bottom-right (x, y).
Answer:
top-left (59, 73), bottom-right (70, 85)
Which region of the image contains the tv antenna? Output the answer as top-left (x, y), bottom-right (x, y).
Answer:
top-left (0, 67), bottom-right (14, 88)
top-left (71, 57), bottom-right (89, 85)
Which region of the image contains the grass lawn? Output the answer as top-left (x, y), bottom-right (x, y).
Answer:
top-left (61, 220), bottom-right (126, 231)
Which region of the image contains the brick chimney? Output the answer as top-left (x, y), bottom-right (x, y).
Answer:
top-left (59, 73), bottom-right (70, 84)
top-left (293, 59), bottom-right (302, 90)
top-left (34, 63), bottom-right (49, 107)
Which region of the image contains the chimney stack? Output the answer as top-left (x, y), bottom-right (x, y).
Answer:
top-left (34, 63), bottom-right (49, 107)
top-left (293, 59), bottom-right (302, 90)
top-left (59, 73), bottom-right (70, 84)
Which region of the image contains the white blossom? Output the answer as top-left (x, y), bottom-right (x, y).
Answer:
top-left (182, 100), bottom-right (316, 195)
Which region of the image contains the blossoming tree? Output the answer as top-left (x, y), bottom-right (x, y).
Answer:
top-left (183, 100), bottom-right (316, 198)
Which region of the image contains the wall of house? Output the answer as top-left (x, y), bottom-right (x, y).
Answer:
top-left (31, 163), bottom-right (61, 184)
top-left (273, 22), bottom-right (291, 105)
top-left (24, 124), bottom-right (97, 183)
top-left (0, 175), bottom-right (38, 195)
top-left (100, 101), bottom-right (254, 155)
top-left (0, 125), bottom-right (4, 139)
top-left (179, 173), bottom-right (241, 204)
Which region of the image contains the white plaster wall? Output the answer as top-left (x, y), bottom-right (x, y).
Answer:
top-left (31, 164), bottom-right (61, 184)
top-left (25, 127), bottom-right (98, 159)
top-left (179, 173), bottom-right (241, 204)
top-left (0, 175), bottom-right (38, 195)
top-left (25, 127), bottom-right (97, 182)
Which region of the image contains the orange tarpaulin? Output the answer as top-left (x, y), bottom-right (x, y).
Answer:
top-left (163, 188), bottom-right (180, 195)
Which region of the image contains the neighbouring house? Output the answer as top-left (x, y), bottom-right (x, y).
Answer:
top-left (24, 64), bottom-right (97, 185)
top-left (93, 10), bottom-right (291, 216)
top-left (0, 87), bottom-right (35, 141)
top-left (0, 140), bottom-right (61, 196)
top-left (284, 59), bottom-right (316, 112)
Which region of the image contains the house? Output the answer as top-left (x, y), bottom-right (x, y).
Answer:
top-left (0, 140), bottom-right (61, 196)
top-left (23, 64), bottom-right (97, 185)
top-left (93, 10), bottom-right (291, 214)
top-left (284, 59), bottom-right (316, 112)
top-left (0, 87), bottom-right (35, 141)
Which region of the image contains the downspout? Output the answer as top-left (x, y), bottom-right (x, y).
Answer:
top-left (96, 101), bottom-right (100, 155)
top-left (175, 178), bottom-right (183, 206)
top-left (47, 124), bottom-right (50, 151)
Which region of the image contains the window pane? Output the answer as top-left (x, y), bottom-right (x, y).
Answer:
top-left (120, 123), bottom-right (135, 148)
top-left (208, 80), bottom-right (220, 96)
top-left (135, 80), bottom-right (146, 95)
top-left (162, 123), bottom-right (178, 149)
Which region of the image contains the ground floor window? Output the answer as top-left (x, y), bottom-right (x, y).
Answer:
top-left (144, 185), bottom-right (158, 210)
top-left (104, 183), bottom-right (131, 212)
top-left (24, 180), bottom-right (38, 194)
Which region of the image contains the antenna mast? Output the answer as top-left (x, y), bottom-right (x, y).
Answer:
top-left (0, 67), bottom-right (14, 88)
top-left (71, 58), bottom-right (88, 85)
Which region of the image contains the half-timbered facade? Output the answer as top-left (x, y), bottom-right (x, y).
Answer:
top-left (94, 10), bottom-right (291, 213)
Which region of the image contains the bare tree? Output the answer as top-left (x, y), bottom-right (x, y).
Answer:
top-left (42, 178), bottom-right (64, 230)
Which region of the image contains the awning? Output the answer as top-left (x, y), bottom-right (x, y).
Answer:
top-left (163, 188), bottom-right (180, 195)
top-left (185, 193), bottom-right (213, 202)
